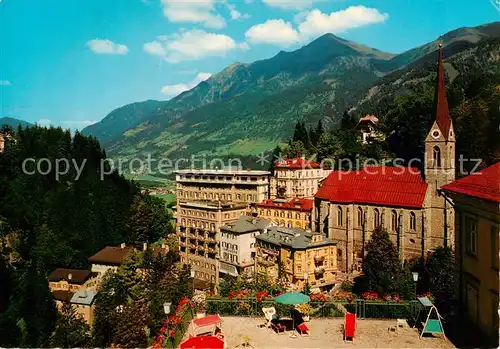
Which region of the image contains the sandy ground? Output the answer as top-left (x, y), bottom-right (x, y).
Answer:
top-left (217, 316), bottom-right (454, 349)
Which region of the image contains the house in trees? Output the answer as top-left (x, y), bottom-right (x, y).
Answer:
top-left (88, 243), bottom-right (135, 277)
top-left (312, 45), bottom-right (456, 273)
top-left (48, 268), bottom-right (98, 293)
top-left (0, 133), bottom-right (4, 153)
top-left (70, 290), bottom-right (97, 326)
top-left (356, 115), bottom-right (385, 144)
top-left (442, 162), bottom-right (499, 347)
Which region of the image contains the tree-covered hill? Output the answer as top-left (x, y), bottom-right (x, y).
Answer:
top-left (0, 125), bottom-right (173, 346)
top-left (355, 38), bottom-right (500, 171)
top-left (0, 117), bottom-right (33, 129)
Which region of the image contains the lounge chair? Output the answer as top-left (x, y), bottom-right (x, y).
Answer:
top-left (262, 307), bottom-right (278, 329)
top-left (270, 320), bottom-right (286, 335)
top-left (297, 322), bottom-right (310, 337)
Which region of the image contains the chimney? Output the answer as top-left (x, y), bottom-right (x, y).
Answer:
top-left (120, 243), bottom-right (126, 249)
top-left (68, 273), bottom-right (72, 280)
top-left (143, 242), bottom-right (147, 251)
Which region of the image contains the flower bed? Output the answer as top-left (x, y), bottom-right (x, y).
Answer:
top-left (151, 297), bottom-right (194, 349)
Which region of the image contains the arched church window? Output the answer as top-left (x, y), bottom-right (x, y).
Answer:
top-left (374, 208), bottom-right (381, 228)
top-left (433, 146), bottom-right (441, 168)
top-left (357, 207), bottom-right (363, 228)
top-left (409, 212), bottom-right (416, 231)
top-left (391, 210), bottom-right (398, 231)
top-left (337, 206), bottom-right (343, 226)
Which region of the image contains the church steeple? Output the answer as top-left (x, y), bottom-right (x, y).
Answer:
top-left (434, 44), bottom-right (452, 139)
top-left (424, 43), bottom-right (455, 186)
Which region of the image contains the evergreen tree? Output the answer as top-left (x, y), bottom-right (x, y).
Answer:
top-left (49, 302), bottom-right (91, 348)
top-left (126, 195), bottom-right (172, 245)
top-left (424, 247), bottom-right (457, 314)
top-left (283, 140), bottom-right (306, 158)
top-left (361, 227), bottom-right (403, 295)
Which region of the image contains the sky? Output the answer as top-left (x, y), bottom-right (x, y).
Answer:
top-left (0, 0), bottom-right (498, 130)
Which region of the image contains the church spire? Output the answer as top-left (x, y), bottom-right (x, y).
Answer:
top-left (434, 44), bottom-right (452, 137)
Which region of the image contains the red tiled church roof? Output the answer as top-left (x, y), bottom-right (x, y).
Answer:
top-left (315, 166), bottom-right (428, 209)
top-left (441, 163), bottom-right (500, 203)
top-left (435, 45), bottom-right (452, 137)
top-left (274, 157), bottom-right (321, 169)
top-left (258, 198), bottom-right (313, 212)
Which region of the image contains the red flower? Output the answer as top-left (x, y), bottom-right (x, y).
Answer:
top-left (169, 330), bottom-right (175, 338)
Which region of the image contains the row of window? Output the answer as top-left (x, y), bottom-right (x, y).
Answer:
top-left (221, 242), bottom-right (239, 251)
top-left (275, 170), bottom-right (322, 178)
top-left (181, 210), bottom-right (216, 218)
top-left (180, 219), bottom-right (216, 230)
top-left (333, 206), bottom-right (417, 231)
top-left (195, 270), bottom-right (216, 282)
top-left (179, 191), bottom-right (256, 202)
top-left (260, 209), bottom-right (306, 220)
top-left (222, 252), bottom-right (239, 263)
top-left (180, 175), bottom-right (261, 182)
top-left (185, 259), bottom-right (217, 270)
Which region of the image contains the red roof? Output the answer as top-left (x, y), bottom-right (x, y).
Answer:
top-left (435, 46), bottom-right (452, 137)
top-left (180, 336), bottom-right (224, 349)
top-left (274, 157), bottom-right (321, 169)
top-left (359, 115), bottom-right (379, 124)
top-left (441, 163), bottom-right (500, 203)
top-left (257, 198), bottom-right (313, 212)
top-left (193, 314), bottom-right (221, 328)
top-left (315, 166), bottom-right (428, 209)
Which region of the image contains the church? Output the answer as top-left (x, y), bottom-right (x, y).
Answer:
top-left (312, 45), bottom-right (456, 273)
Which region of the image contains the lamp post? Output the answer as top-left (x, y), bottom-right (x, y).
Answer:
top-left (412, 271), bottom-right (419, 299)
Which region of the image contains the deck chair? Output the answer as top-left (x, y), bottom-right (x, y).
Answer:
top-left (297, 322), bottom-right (310, 337)
top-left (262, 307), bottom-right (277, 329)
top-left (344, 312), bottom-right (356, 342)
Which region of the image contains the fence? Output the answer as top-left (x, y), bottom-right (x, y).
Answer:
top-left (206, 297), bottom-right (419, 320)
top-left (164, 305), bottom-right (194, 349)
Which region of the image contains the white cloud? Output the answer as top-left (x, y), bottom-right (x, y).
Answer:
top-left (262, 0), bottom-right (319, 10)
top-left (298, 6), bottom-right (389, 37)
top-left (226, 3), bottom-right (250, 20)
top-left (246, 6), bottom-right (388, 46)
top-left (86, 39), bottom-right (129, 55)
top-left (245, 19), bottom-right (300, 47)
top-left (37, 119), bottom-right (52, 125)
top-left (161, 72), bottom-right (212, 99)
top-left (0, 80), bottom-right (11, 86)
top-left (144, 29), bottom-right (248, 63)
top-left (143, 41), bottom-right (167, 57)
top-left (161, 0), bottom-right (226, 29)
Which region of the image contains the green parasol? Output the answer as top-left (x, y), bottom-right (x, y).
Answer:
top-left (275, 292), bottom-right (310, 338)
top-left (275, 292), bottom-right (310, 305)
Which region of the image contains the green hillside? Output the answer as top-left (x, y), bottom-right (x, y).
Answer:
top-left (0, 117), bottom-right (33, 129)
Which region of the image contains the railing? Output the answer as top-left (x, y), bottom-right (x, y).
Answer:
top-left (206, 298), bottom-right (419, 320)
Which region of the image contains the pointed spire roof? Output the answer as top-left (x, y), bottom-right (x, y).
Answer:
top-left (434, 44), bottom-right (452, 137)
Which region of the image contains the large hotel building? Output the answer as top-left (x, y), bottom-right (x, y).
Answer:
top-left (175, 169), bottom-right (270, 285)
